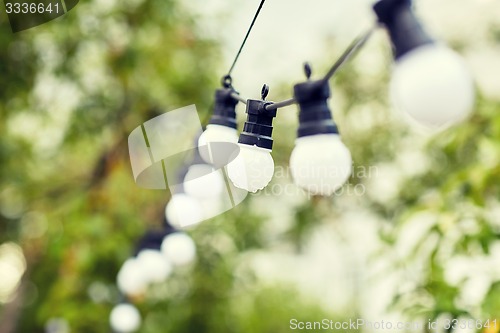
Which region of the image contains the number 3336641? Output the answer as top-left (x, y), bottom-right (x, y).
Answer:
top-left (5, 2), bottom-right (61, 14)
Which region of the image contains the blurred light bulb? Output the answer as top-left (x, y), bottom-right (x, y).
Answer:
top-left (109, 303), bottom-right (141, 333)
top-left (45, 318), bottom-right (69, 333)
top-left (117, 258), bottom-right (147, 296)
top-left (198, 196), bottom-right (223, 220)
top-left (198, 125), bottom-right (238, 163)
top-left (227, 144), bottom-right (274, 193)
top-left (391, 44), bottom-right (475, 129)
top-left (165, 194), bottom-right (204, 228)
top-left (136, 249), bottom-right (172, 283)
top-left (290, 134), bottom-right (352, 196)
top-left (183, 164), bottom-right (224, 199)
top-left (161, 233), bottom-right (196, 266)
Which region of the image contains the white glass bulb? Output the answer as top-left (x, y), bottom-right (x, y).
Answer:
top-left (290, 134), bottom-right (352, 196)
top-left (165, 194), bottom-right (204, 228)
top-left (391, 44), bottom-right (475, 129)
top-left (198, 196), bottom-right (223, 220)
top-left (117, 258), bottom-right (147, 296)
top-left (161, 232), bottom-right (196, 266)
top-left (227, 144), bottom-right (274, 193)
top-left (183, 164), bottom-right (224, 199)
top-left (136, 249), bottom-right (172, 283)
top-left (198, 124), bottom-right (239, 163)
top-left (109, 303), bottom-right (141, 333)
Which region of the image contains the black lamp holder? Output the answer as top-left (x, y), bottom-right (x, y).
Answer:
top-left (237, 85), bottom-right (277, 151)
top-left (373, 0), bottom-right (434, 59)
top-left (208, 82), bottom-right (239, 129)
top-left (294, 64), bottom-right (339, 138)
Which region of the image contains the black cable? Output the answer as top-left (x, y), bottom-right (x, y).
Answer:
top-left (226, 0), bottom-right (267, 78)
top-left (265, 97), bottom-right (296, 111)
top-left (230, 92), bottom-right (248, 104)
top-left (322, 25), bottom-right (377, 82)
top-left (265, 25), bottom-right (377, 111)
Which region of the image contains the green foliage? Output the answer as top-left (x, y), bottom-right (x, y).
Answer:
top-left (2, 0), bottom-right (500, 331)
top-left (0, 1), bottom-right (352, 332)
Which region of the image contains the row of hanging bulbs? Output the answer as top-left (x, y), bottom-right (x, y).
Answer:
top-left (111, 0), bottom-right (476, 330)
top-left (110, 223), bottom-right (197, 332)
top-left (199, 0), bottom-right (475, 196)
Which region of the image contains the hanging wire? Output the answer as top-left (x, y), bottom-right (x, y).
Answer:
top-left (265, 97), bottom-right (296, 110)
top-left (322, 25), bottom-right (378, 82)
top-left (226, 0), bottom-right (267, 79)
top-left (230, 91), bottom-right (248, 104)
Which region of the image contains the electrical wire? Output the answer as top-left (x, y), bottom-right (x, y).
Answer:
top-left (226, 0), bottom-right (268, 78)
top-left (230, 92), bottom-right (248, 104)
top-left (322, 25), bottom-right (378, 82)
top-left (264, 25), bottom-right (377, 111)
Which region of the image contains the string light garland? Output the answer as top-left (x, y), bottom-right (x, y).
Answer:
top-left (111, 0), bottom-right (476, 331)
top-left (200, 0), bottom-right (475, 194)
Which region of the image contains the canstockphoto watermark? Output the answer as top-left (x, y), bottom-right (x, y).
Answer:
top-left (258, 165), bottom-right (378, 198)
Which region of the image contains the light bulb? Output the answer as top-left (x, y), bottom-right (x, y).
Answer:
top-left (165, 193), bottom-right (204, 228)
top-left (109, 303), bottom-right (141, 333)
top-left (161, 232), bottom-right (197, 266)
top-left (198, 196), bottom-right (223, 220)
top-left (198, 124), bottom-right (239, 163)
top-left (227, 144), bottom-right (274, 193)
top-left (391, 44), bottom-right (475, 129)
top-left (136, 249), bottom-right (172, 283)
top-left (290, 134), bottom-right (352, 196)
top-left (117, 258), bottom-right (147, 296)
top-left (183, 164), bottom-right (224, 199)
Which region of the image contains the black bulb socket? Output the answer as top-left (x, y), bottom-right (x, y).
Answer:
top-left (294, 79), bottom-right (338, 138)
top-left (208, 88), bottom-right (239, 129)
top-left (373, 0), bottom-right (434, 59)
top-left (238, 99), bottom-right (277, 151)
top-left (134, 229), bottom-right (169, 255)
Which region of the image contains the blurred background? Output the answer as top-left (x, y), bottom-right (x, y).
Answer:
top-left (1, 0), bottom-right (500, 332)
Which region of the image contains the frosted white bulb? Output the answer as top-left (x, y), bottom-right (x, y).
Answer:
top-left (227, 144), bottom-right (274, 193)
top-left (45, 318), bottom-right (69, 333)
top-left (136, 249), bottom-right (173, 283)
top-left (290, 134), bottom-right (352, 196)
top-left (165, 194), bottom-right (204, 228)
top-left (109, 304), bottom-right (141, 333)
top-left (391, 44), bottom-right (475, 129)
top-left (183, 164), bottom-right (224, 199)
top-left (161, 233), bottom-right (196, 266)
top-left (198, 124), bottom-right (239, 163)
top-left (198, 196), bottom-right (223, 220)
top-left (117, 258), bottom-right (147, 296)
